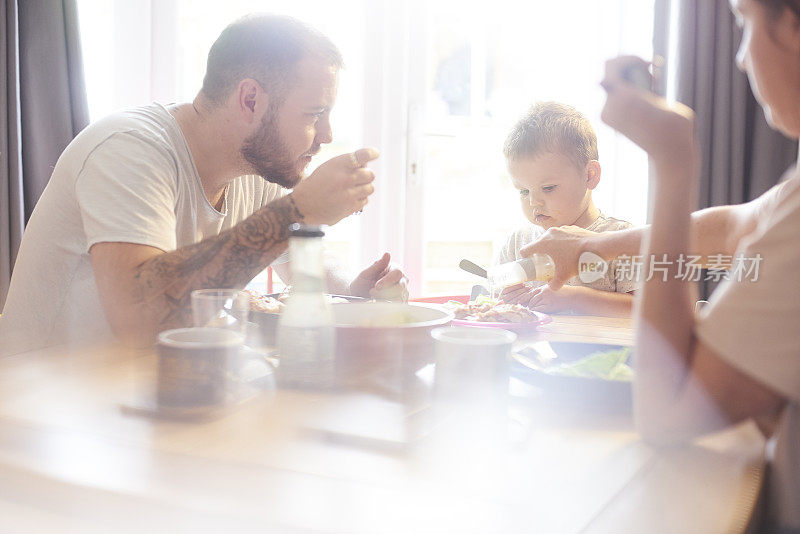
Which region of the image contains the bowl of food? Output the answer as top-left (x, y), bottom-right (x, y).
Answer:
top-left (511, 342), bottom-right (633, 413)
top-left (330, 302), bottom-right (454, 386)
top-left (246, 290), bottom-right (358, 347)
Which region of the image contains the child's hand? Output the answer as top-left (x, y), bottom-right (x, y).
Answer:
top-left (600, 56), bottom-right (698, 171)
top-left (524, 285), bottom-right (577, 314)
top-left (500, 284), bottom-right (577, 314)
top-left (499, 283), bottom-right (531, 304)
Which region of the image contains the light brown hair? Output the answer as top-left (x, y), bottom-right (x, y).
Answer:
top-left (503, 101), bottom-right (599, 169)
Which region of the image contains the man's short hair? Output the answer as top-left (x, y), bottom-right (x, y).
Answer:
top-left (201, 14), bottom-right (344, 106)
top-left (503, 102), bottom-right (599, 169)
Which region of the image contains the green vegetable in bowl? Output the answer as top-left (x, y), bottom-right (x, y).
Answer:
top-left (543, 347), bottom-right (633, 382)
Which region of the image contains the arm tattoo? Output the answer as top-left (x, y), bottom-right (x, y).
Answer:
top-left (131, 195), bottom-right (305, 335)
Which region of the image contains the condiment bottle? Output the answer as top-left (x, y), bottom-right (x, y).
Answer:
top-left (276, 224), bottom-right (335, 389)
top-left (486, 254), bottom-right (555, 289)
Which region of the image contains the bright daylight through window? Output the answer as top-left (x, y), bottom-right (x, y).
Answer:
top-left (78, 0), bottom-right (654, 297)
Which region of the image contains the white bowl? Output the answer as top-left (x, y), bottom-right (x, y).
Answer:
top-left (330, 302), bottom-right (454, 384)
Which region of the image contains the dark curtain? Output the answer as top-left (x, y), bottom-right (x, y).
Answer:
top-left (653, 0), bottom-right (798, 296)
top-left (1, 0), bottom-right (88, 308)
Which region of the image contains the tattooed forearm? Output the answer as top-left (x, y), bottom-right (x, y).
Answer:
top-left (235, 194), bottom-right (304, 249)
top-left (130, 194), bottom-right (305, 337)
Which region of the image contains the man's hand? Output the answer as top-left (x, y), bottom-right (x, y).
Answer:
top-left (600, 56), bottom-right (698, 170)
top-left (349, 252), bottom-right (409, 302)
top-left (520, 225), bottom-right (598, 290)
top-left (500, 283), bottom-right (577, 314)
top-left (290, 147), bottom-right (380, 225)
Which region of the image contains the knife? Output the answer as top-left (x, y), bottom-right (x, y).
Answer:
top-left (459, 259), bottom-right (488, 279)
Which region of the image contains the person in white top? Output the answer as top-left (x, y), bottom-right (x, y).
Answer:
top-left (522, 0), bottom-right (800, 529)
top-left (0, 15), bottom-right (407, 355)
top-left (497, 102), bottom-right (636, 317)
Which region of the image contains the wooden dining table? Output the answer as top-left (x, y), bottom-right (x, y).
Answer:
top-left (0, 315), bottom-right (765, 533)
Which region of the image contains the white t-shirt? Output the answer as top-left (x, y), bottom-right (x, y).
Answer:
top-left (495, 213), bottom-right (637, 293)
top-left (696, 170), bottom-right (800, 530)
top-left (0, 103), bottom-right (284, 356)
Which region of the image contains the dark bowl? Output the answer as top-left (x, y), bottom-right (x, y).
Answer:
top-left (511, 342), bottom-right (633, 413)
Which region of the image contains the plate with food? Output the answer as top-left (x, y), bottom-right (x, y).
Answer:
top-left (511, 342), bottom-right (633, 411)
top-left (444, 295), bottom-right (552, 332)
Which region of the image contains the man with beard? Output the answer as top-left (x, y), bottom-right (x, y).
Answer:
top-left (0, 15), bottom-right (407, 354)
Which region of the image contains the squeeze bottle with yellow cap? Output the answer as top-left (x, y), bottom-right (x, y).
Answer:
top-left (486, 254), bottom-right (555, 289)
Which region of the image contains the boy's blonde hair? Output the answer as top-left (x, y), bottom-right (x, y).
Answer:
top-left (503, 102), bottom-right (598, 169)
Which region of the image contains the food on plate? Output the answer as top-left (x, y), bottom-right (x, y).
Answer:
top-left (543, 347), bottom-right (633, 381)
top-left (245, 289), bottom-right (350, 313)
top-left (245, 290), bottom-right (285, 313)
top-left (445, 295), bottom-right (541, 323)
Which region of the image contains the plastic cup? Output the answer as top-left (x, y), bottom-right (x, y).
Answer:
top-left (191, 289), bottom-right (250, 335)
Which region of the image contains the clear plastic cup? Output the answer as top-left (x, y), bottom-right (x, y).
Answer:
top-left (191, 289), bottom-right (250, 336)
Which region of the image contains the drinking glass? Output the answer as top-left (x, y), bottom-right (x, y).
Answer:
top-left (191, 289), bottom-right (250, 336)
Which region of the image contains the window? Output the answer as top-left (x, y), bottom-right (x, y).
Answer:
top-left (78, 0), bottom-right (654, 297)
top-left (410, 0), bottom-right (654, 295)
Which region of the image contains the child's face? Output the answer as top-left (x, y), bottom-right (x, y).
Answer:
top-left (508, 152), bottom-right (597, 229)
